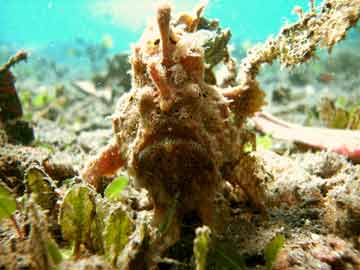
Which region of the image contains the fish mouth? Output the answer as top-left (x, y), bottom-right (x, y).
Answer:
top-left (135, 134), bottom-right (215, 185)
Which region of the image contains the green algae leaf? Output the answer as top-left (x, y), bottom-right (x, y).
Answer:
top-left (47, 240), bottom-right (63, 265)
top-left (332, 108), bottom-right (349, 129)
top-left (194, 226), bottom-right (211, 270)
top-left (264, 234), bottom-right (285, 270)
top-left (90, 196), bottom-right (112, 253)
top-left (256, 134), bottom-right (273, 150)
top-left (103, 205), bottom-right (133, 266)
top-left (319, 97), bottom-right (360, 130)
top-left (204, 29), bottom-right (231, 68)
top-left (0, 185), bottom-right (16, 220)
top-left (59, 184), bottom-right (95, 257)
top-left (32, 92), bottom-right (54, 108)
top-left (104, 175), bottom-right (129, 200)
top-left (60, 247), bottom-right (73, 260)
top-left (212, 242), bottom-right (247, 270)
top-left (33, 142), bottom-right (56, 154)
top-left (335, 96), bottom-right (348, 110)
top-left (243, 141), bottom-right (254, 153)
top-left (27, 198), bottom-right (61, 269)
top-left (25, 166), bottom-right (56, 210)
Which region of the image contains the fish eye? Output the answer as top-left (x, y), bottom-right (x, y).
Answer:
top-left (154, 39), bottom-right (160, 45)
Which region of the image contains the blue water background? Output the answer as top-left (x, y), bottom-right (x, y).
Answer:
top-left (1, 0), bottom-right (310, 53)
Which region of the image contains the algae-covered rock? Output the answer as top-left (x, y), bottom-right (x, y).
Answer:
top-left (0, 184), bottom-right (16, 221)
top-left (324, 166), bottom-right (360, 239)
top-left (272, 234), bottom-right (360, 270)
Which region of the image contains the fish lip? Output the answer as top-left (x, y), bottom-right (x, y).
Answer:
top-left (135, 136), bottom-right (214, 177)
top-left (137, 134), bottom-right (205, 161)
top-left (137, 120), bottom-right (203, 152)
top-left (133, 120), bottom-right (214, 175)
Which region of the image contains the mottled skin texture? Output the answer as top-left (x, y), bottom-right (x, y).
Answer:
top-left (82, 3), bottom-right (261, 247)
